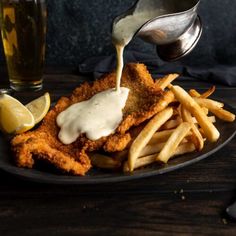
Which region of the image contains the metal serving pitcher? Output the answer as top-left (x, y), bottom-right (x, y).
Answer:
top-left (113, 0), bottom-right (202, 61)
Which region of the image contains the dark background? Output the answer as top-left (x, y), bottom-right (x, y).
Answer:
top-left (0, 0), bottom-right (236, 67)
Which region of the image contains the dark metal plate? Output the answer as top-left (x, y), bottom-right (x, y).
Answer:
top-left (0, 104), bottom-right (235, 185)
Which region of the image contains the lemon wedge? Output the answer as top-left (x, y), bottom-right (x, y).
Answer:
top-left (26, 92), bottom-right (50, 124)
top-left (0, 94), bottom-right (35, 134)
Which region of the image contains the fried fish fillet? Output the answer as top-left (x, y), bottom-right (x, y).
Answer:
top-left (11, 63), bottom-right (175, 175)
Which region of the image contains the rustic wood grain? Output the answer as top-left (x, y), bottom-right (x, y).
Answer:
top-left (0, 71), bottom-right (235, 235)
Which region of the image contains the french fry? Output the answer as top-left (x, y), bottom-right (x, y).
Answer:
top-left (90, 153), bottom-right (121, 169)
top-left (139, 142), bottom-right (165, 157)
top-left (157, 122), bottom-right (191, 163)
top-left (123, 142), bottom-right (196, 172)
top-left (208, 116), bottom-right (216, 123)
top-left (169, 85), bottom-right (220, 142)
top-left (189, 86), bottom-right (216, 99)
top-left (200, 86), bottom-right (216, 98)
top-left (189, 89), bottom-right (201, 98)
top-left (173, 142), bottom-right (196, 156)
top-left (148, 129), bottom-right (175, 144)
top-left (128, 107), bottom-right (173, 171)
top-left (124, 154), bottom-right (156, 172)
top-left (207, 107), bottom-right (235, 122)
top-left (113, 135), bottom-right (190, 163)
top-left (193, 97), bottom-right (235, 122)
top-left (192, 116), bottom-right (216, 124)
top-left (157, 74), bottom-right (179, 90)
top-left (202, 107), bottom-right (209, 115)
top-left (181, 106), bottom-right (204, 151)
top-left (114, 129), bottom-right (192, 162)
top-left (160, 116), bottom-right (182, 130)
top-left (140, 138), bottom-right (189, 157)
top-left (194, 98), bottom-right (224, 108)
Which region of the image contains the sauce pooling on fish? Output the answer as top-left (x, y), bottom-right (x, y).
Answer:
top-left (56, 88), bottom-right (129, 144)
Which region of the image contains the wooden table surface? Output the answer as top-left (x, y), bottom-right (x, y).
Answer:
top-left (0, 70), bottom-right (236, 236)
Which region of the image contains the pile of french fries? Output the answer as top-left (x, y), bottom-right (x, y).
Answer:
top-left (90, 74), bottom-right (235, 173)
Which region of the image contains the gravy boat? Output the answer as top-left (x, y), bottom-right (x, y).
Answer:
top-left (113, 0), bottom-right (202, 61)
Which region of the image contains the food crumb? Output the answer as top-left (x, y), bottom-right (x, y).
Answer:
top-left (180, 189), bottom-right (184, 194)
top-left (174, 190), bottom-right (177, 194)
top-left (222, 218), bottom-right (228, 225)
top-left (181, 195), bottom-right (186, 200)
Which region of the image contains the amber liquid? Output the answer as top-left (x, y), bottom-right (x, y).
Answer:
top-left (0, 0), bottom-right (47, 90)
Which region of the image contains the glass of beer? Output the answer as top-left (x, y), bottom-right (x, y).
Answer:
top-left (0, 0), bottom-right (47, 91)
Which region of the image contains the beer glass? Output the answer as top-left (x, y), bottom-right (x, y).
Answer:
top-left (0, 0), bottom-right (47, 91)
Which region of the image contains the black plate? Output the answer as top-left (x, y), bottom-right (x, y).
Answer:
top-left (0, 104), bottom-right (236, 185)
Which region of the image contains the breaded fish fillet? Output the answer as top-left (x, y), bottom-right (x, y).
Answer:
top-left (11, 63), bottom-right (175, 175)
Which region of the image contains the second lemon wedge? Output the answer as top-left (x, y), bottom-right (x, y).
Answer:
top-left (26, 92), bottom-right (50, 124)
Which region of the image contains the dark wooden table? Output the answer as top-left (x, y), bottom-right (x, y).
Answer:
top-left (0, 70), bottom-right (236, 236)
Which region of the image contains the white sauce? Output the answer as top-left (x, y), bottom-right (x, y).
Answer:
top-left (115, 44), bottom-right (124, 92)
top-left (56, 88), bottom-right (129, 144)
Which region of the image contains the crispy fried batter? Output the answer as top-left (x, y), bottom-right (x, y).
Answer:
top-left (11, 63), bottom-right (175, 175)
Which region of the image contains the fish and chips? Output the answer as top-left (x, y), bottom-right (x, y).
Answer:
top-left (8, 63), bottom-right (236, 175)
